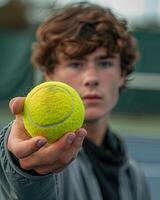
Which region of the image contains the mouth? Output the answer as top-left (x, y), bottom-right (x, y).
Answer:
top-left (82, 94), bottom-right (102, 103)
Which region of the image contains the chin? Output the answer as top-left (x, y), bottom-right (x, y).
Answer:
top-left (85, 109), bottom-right (107, 122)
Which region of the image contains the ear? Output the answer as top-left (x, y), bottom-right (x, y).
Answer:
top-left (44, 71), bottom-right (54, 81)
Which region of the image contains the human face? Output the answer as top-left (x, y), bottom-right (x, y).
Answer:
top-left (45, 47), bottom-right (125, 122)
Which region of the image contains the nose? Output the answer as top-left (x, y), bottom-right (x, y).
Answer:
top-left (83, 67), bottom-right (99, 88)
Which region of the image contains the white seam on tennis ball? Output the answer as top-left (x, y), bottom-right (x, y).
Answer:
top-left (26, 85), bottom-right (74, 128)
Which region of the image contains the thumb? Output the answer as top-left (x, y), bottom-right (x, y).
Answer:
top-left (9, 136), bottom-right (48, 159)
top-left (9, 97), bottom-right (25, 115)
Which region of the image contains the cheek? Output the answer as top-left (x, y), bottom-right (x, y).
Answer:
top-left (107, 71), bottom-right (122, 94)
top-left (106, 79), bottom-right (120, 108)
top-left (50, 70), bottom-right (74, 83)
top-left (111, 83), bottom-right (119, 100)
top-left (56, 75), bottom-right (82, 93)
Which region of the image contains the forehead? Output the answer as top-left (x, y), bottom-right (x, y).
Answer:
top-left (57, 47), bottom-right (117, 62)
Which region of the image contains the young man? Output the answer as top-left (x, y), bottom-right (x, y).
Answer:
top-left (0, 2), bottom-right (150, 200)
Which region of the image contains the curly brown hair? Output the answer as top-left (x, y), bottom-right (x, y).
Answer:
top-left (32, 2), bottom-right (139, 87)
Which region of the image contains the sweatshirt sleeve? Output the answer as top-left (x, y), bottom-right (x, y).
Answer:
top-left (140, 170), bottom-right (151, 200)
top-left (0, 123), bottom-right (62, 200)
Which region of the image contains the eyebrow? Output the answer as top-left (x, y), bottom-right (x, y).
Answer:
top-left (93, 55), bottom-right (116, 62)
top-left (62, 54), bottom-right (116, 62)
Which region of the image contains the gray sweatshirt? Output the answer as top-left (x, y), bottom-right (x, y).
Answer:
top-left (0, 124), bottom-right (150, 200)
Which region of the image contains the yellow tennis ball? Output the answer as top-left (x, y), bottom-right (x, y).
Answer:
top-left (23, 81), bottom-right (85, 143)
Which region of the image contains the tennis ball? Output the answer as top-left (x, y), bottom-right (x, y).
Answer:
top-left (23, 81), bottom-right (85, 143)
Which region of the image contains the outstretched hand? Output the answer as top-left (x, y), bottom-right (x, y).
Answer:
top-left (7, 97), bottom-right (87, 174)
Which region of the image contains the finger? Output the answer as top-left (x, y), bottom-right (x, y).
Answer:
top-left (32, 129), bottom-right (87, 174)
top-left (33, 163), bottom-right (66, 175)
top-left (72, 128), bottom-right (87, 148)
top-left (56, 128), bottom-right (87, 165)
top-left (9, 97), bottom-right (25, 115)
top-left (19, 132), bottom-right (76, 169)
top-left (9, 136), bottom-right (48, 159)
top-left (33, 155), bottom-right (76, 174)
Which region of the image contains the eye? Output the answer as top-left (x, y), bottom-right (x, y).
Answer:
top-left (98, 60), bottom-right (113, 68)
top-left (68, 62), bottom-right (83, 69)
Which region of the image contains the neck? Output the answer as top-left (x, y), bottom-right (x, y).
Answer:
top-left (84, 117), bottom-right (108, 146)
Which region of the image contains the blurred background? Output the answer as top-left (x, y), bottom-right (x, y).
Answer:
top-left (0, 0), bottom-right (160, 199)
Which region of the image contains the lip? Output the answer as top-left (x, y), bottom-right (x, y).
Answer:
top-left (82, 94), bottom-right (102, 103)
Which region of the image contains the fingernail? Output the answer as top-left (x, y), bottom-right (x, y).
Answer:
top-left (9, 98), bottom-right (16, 113)
top-left (67, 134), bottom-right (76, 144)
top-left (36, 139), bottom-right (47, 147)
top-left (78, 130), bottom-right (87, 137)
top-left (77, 131), bottom-right (86, 142)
